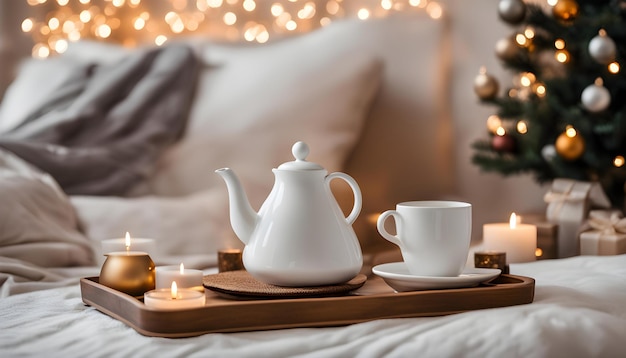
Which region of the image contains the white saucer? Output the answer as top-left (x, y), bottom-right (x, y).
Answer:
top-left (372, 262), bottom-right (501, 292)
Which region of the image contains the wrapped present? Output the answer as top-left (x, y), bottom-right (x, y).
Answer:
top-left (544, 179), bottom-right (611, 258)
top-left (579, 210), bottom-right (626, 256)
top-left (519, 213), bottom-right (558, 260)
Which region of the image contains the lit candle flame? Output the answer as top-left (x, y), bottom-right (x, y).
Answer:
top-left (125, 232), bottom-right (131, 251)
top-left (180, 263), bottom-right (184, 274)
top-left (509, 213), bottom-right (517, 229)
top-left (171, 281), bottom-right (178, 299)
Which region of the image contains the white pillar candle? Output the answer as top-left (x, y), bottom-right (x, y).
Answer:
top-left (483, 213), bottom-right (537, 263)
top-left (101, 232), bottom-right (156, 257)
top-left (156, 263), bottom-right (203, 291)
top-left (144, 282), bottom-right (206, 310)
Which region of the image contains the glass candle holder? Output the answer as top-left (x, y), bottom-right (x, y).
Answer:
top-left (99, 251), bottom-right (155, 297)
top-left (474, 251), bottom-right (509, 274)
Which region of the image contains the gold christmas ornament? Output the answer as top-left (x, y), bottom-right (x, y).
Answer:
top-left (474, 67), bottom-right (499, 100)
top-left (553, 0), bottom-right (579, 21)
top-left (555, 126), bottom-right (585, 160)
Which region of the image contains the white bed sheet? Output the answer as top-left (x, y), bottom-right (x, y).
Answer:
top-left (1, 255), bottom-right (625, 358)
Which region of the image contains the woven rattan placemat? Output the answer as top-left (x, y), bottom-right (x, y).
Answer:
top-left (203, 271), bottom-right (367, 298)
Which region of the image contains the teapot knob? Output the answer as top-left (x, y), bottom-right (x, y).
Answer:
top-left (292, 141), bottom-right (310, 161)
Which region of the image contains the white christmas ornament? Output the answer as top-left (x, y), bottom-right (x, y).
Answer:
top-left (541, 144), bottom-right (557, 161)
top-left (581, 78), bottom-right (611, 112)
top-left (498, 0), bottom-right (526, 24)
top-left (588, 29), bottom-right (617, 64)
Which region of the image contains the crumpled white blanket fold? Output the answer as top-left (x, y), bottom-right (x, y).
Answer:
top-left (0, 255), bottom-right (625, 358)
top-left (0, 149), bottom-right (95, 297)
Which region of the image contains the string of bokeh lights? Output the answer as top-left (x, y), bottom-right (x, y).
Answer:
top-left (22, 0), bottom-right (443, 58)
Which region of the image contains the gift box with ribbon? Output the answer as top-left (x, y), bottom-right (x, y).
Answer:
top-left (544, 179), bottom-right (611, 258)
top-left (579, 210), bottom-right (626, 256)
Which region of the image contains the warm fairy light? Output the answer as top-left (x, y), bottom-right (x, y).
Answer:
top-left (97, 24), bottom-right (112, 38)
top-left (24, 0), bottom-right (443, 56)
top-left (535, 248), bottom-right (543, 257)
top-left (357, 8), bottom-right (370, 20)
top-left (48, 18), bottom-right (60, 31)
top-left (33, 43), bottom-right (50, 58)
top-left (125, 232), bottom-right (131, 250)
top-left (21, 19), bottom-right (34, 32)
top-left (171, 281), bottom-right (178, 299)
top-left (509, 213), bottom-right (517, 229)
top-left (155, 34), bottom-right (167, 45)
top-left (298, 3), bottom-right (316, 20)
top-left (134, 17), bottom-right (146, 30)
top-left (515, 33), bottom-right (527, 46)
top-left (520, 74), bottom-right (533, 87)
top-left (55, 39), bottom-right (68, 53)
top-left (208, 0), bottom-right (224, 7)
top-left (320, 17), bottom-right (331, 26)
top-left (271, 3), bottom-right (284, 16)
top-left (426, 2), bottom-right (443, 19)
top-left (554, 39), bottom-right (565, 49)
top-left (223, 12), bottom-right (237, 25)
top-left (524, 27), bottom-right (534, 39)
top-left (614, 156), bottom-right (625, 167)
top-left (496, 126), bottom-right (506, 136)
top-left (565, 125), bottom-right (577, 138)
top-left (326, 1), bottom-right (340, 15)
top-left (555, 49), bottom-right (569, 63)
top-left (608, 62), bottom-right (620, 74)
top-left (285, 20), bottom-right (297, 30)
top-left (534, 83), bottom-right (546, 97)
top-left (487, 115), bottom-right (502, 133)
top-left (243, 0), bottom-right (256, 11)
top-left (517, 120), bottom-right (528, 134)
top-left (547, 0), bottom-right (558, 5)
top-left (80, 10), bottom-right (92, 22)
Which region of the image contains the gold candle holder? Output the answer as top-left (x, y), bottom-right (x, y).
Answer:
top-left (474, 251), bottom-right (509, 274)
top-left (218, 249), bottom-right (244, 272)
top-left (99, 252), bottom-right (155, 297)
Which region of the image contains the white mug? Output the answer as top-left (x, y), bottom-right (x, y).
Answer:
top-left (377, 201), bottom-right (472, 277)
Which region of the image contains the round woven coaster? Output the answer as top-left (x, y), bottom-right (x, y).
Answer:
top-left (203, 271), bottom-right (367, 298)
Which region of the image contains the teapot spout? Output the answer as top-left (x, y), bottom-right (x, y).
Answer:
top-left (215, 168), bottom-right (258, 245)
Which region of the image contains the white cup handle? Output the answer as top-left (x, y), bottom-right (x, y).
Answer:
top-left (377, 210), bottom-right (402, 247)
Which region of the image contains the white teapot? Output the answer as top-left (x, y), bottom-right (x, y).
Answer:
top-left (215, 141), bottom-right (363, 287)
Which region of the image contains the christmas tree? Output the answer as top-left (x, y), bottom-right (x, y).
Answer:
top-left (472, 0), bottom-right (626, 209)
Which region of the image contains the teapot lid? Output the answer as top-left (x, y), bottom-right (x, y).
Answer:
top-left (277, 141), bottom-right (324, 170)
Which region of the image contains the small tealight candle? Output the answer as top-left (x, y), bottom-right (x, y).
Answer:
top-left (144, 281), bottom-right (206, 310)
top-left (156, 263), bottom-right (203, 291)
top-left (100, 232), bottom-right (156, 263)
top-left (483, 213), bottom-right (537, 263)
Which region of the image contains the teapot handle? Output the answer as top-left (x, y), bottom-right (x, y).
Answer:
top-left (325, 172), bottom-right (362, 225)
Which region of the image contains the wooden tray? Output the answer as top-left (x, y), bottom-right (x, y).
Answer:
top-left (80, 274), bottom-right (534, 338)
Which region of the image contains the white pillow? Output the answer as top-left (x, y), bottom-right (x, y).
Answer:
top-left (148, 21), bottom-right (384, 211)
